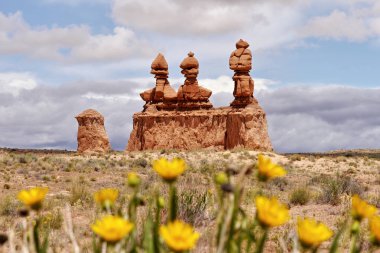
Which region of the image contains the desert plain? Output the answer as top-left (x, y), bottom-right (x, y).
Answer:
top-left (1, 148), bottom-right (380, 252)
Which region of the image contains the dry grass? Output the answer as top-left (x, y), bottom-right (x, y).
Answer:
top-left (0, 148), bottom-right (380, 252)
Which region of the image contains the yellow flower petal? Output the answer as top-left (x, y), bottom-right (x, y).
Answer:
top-left (153, 157), bottom-right (186, 182)
top-left (17, 187), bottom-right (48, 210)
top-left (257, 154), bottom-right (286, 181)
top-left (91, 215), bottom-right (133, 243)
top-left (255, 196), bottom-right (289, 227)
top-left (297, 218), bottom-right (333, 248)
top-left (370, 215), bottom-right (380, 243)
top-left (160, 220), bottom-right (200, 251)
top-left (352, 195), bottom-right (377, 220)
top-left (94, 188), bottom-right (119, 207)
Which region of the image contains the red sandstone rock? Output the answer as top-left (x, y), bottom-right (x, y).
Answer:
top-left (229, 39), bottom-right (255, 107)
top-left (177, 52), bottom-right (212, 109)
top-left (140, 53), bottom-right (177, 110)
top-left (126, 98), bottom-right (272, 151)
top-left (75, 109), bottom-right (110, 154)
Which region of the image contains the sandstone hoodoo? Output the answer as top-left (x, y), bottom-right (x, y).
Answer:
top-left (76, 109), bottom-right (111, 154)
top-left (140, 53), bottom-right (177, 111)
top-left (229, 39), bottom-right (255, 107)
top-left (127, 39), bottom-right (273, 152)
top-left (177, 52), bottom-right (213, 110)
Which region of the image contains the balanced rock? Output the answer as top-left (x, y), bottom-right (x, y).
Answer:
top-left (177, 52), bottom-right (213, 110)
top-left (140, 53), bottom-right (177, 111)
top-left (229, 39), bottom-right (255, 107)
top-left (75, 109), bottom-right (111, 154)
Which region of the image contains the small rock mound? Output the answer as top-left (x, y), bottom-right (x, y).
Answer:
top-left (75, 109), bottom-right (110, 154)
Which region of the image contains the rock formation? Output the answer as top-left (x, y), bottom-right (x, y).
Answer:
top-left (177, 52), bottom-right (213, 110)
top-left (229, 39), bottom-right (255, 107)
top-left (140, 53), bottom-right (177, 111)
top-left (127, 39), bottom-right (273, 152)
top-left (76, 109), bottom-right (111, 154)
top-left (127, 98), bottom-right (273, 151)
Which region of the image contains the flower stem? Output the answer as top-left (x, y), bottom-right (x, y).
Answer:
top-left (168, 183), bottom-right (177, 222)
top-left (255, 229), bottom-right (268, 253)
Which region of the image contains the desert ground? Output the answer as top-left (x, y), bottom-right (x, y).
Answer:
top-left (1, 148), bottom-right (380, 252)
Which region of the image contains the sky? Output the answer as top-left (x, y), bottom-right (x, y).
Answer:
top-left (0, 0), bottom-right (379, 153)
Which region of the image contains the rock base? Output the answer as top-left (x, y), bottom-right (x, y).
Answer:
top-left (126, 98), bottom-right (273, 152)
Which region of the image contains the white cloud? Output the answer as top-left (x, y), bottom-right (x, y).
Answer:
top-left (0, 72), bottom-right (38, 96)
top-left (0, 12), bottom-right (152, 63)
top-left (299, 1), bottom-right (380, 41)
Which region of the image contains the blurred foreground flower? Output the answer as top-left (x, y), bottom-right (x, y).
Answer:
top-left (255, 196), bottom-right (289, 227)
top-left (94, 188), bottom-right (118, 208)
top-left (351, 195), bottom-right (377, 221)
top-left (257, 154), bottom-right (286, 182)
top-left (214, 172), bottom-right (229, 185)
top-left (153, 157), bottom-right (186, 183)
top-left (160, 220), bottom-right (200, 252)
top-left (17, 187), bottom-right (48, 211)
top-left (297, 218), bottom-right (333, 249)
top-left (91, 215), bottom-right (133, 243)
top-left (127, 172), bottom-right (141, 187)
top-left (370, 215), bottom-right (380, 245)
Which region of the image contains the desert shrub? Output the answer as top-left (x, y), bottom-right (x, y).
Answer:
top-left (41, 209), bottom-right (63, 230)
top-left (289, 154), bottom-right (302, 162)
top-left (289, 187), bottom-right (311, 205)
top-left (0, 195), bottom-right (20, 216)
top-left (270, 177), bottom-right (289, 191)
top-left (131, 158), bottom-right (148, 168)
top-left (313, 174), bottom-right (363, 205)
top-left (69, 180), bottom-right (92, 206)
top-left (178, 190), bottom-right (210, 226)
top-left (198, 159), bottom-right (217, 174)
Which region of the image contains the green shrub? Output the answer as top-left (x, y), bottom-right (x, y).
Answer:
top-left (290, 187), bottom-right (311, 205)
top-left (313, 174), bottom-right (363, 205)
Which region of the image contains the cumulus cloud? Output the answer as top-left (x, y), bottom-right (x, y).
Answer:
top-left (111, 0), bottom-right (306, 51)
top-left (0, 74), bottom-right (379, 152)
top-left (0, 12), bottom-right (152, 63)
top-left (0, 72), bottom-right (37, 96)
top-left (300, 1), bottom-right (380, 41)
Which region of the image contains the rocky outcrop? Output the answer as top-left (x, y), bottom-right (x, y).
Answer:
top-left (127, 39), bottom-right (273, 152)
top-left (127, 98), bottom-right (272, 151)
top-left (177, 52), bottom-right (213, 110)
top-left (140, 53), bottom-right (177, 111)
top-left (75, 109), bottom-right (111, 154)
top-left (229, 39), bottom-right (255, 107)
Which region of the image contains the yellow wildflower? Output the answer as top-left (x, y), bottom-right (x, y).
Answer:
top-left (297, 218), bottom-right (333, 248)
top-left (351, 195), bottom-right (377, 221)
top-left (152, 157), bottom-right (186, 182)
top-left (91, 215), bottom-right (133, 243)
top-left (257, 154), bottom-right (286, 181)
top-left (160, 220), bottom-right (200, 252)
top-left (127, 172), bottom-right (141, 187)
top-left (94, 188), bottom-right (119, 207)
top-left (17, 187), bottom-right (48, 210)
top-left (370, 215), bottom-right (380, 244)
top-left (255, 196), bottom-right (289, 228)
